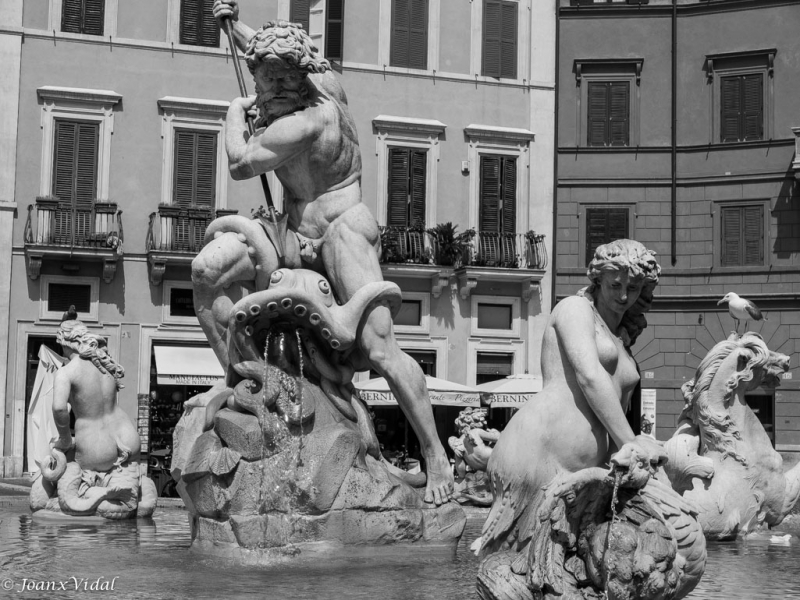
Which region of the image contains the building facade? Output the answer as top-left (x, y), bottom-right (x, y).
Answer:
top-left (0, 0), bottom-right (556, 477)
top-left (556, 0), bottom-right (800, 448)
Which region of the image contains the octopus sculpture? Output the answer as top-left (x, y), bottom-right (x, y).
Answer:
top-left (660, 332), bottom-right (800, 540)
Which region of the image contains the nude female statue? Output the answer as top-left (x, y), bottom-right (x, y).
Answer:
top-left (479, 239), bottom-right (666, 555)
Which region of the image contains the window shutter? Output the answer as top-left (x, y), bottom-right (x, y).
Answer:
top-left (408, 0), bottom-right (428, 69)
top-left (480, 155), bottom-right (501, 232)
top-left (387, 148), bottom-right (410, 227)
top-left (409, 150), bottom-right (427, 228)
top-left (608, 82), bottom-right (630, 146)
top-left (83, 0), bottom-right (105, 36)
top-left (501, 157), bottom-right (516, 234)
top-left (585, 207), bottom-right (629, 264)
top-left (390, 0), bottom-right (410, 67)
top-left (743, 206), bottom-right (763, 266)
top-left (48, 283), bottom-right (92, 314)
top-left (290, 0), bottom-right (311, 33)
top-left (742, 74), bottom-right (763, 141)
top-left (721, 206), bottom-right (742, 267)
top-left (482, 1), bottom-right (501, 77)
top-left (53, 121), bottom-right (77, 242)
top-left (499, 1), bottom-right (517, 79)
top-left (476, 352), bottom-right (513, 376)
top-left (61, 0), bottom-right (83, 33)
top-left (720, 76), bottom-right (742, 143)
top-left (173, 130), bottom-right (217, 208)
top-left (52, 120), bottom-right (98, 244)
top-left (587, 82), bottom-right (609, 147)
top-left (180, 0), bottom-right (219, 47)
top-left (325, 0), bottom-right (344, 61)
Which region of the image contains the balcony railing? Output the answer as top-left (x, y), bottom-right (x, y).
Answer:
top-left (464, 231), bottom-right (548, 270)
top-left (378, 225), bottom-right (547, 270)
top-left (146, 205), bottom-right (238, 254)
top-left (25, 197), bottom-right (123, 251)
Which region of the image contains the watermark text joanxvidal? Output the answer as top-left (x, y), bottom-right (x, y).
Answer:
top-left (2, 576), bottom-right (119, 593)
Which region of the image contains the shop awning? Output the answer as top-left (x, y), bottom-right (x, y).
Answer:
top-left (476, 374), bottom-right (543, 408)
top-left (153, 345), bottom-right (224, 386)
top-left (355, 376), bottom-right (480, 407)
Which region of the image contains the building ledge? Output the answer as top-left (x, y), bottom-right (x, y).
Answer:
top-left (792, 127), bottom-right (800, 179)
top-left (380, 264), bottom-right (453, 298)
top-left (455, 267), bottom-right (545, 302)
top-left (24, 244), bottom-right (119, 283)
top-left (147, 251), bottom-right (195, 286)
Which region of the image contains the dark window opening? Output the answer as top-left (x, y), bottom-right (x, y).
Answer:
top-left (61, 0), bottom-right (104, 36)
top-left (477, 303), bottom-right (513, 330)
top-left (585, 207), bottom-right (629, 266)
top-left (482, 0), bottom-right (517, 79)
top-left (587, 81), bottom-right (630, 147)
top-left (394, 299), bottom-right (422, 327)
top-left (169, 287), bottom-right (196, 318)
top-left (48, 282), bottom-right (92, 314)
top-left (180, 0), bottom-right (220, 47)
top-left (745, 393), bottom-right (774, 446)
top-left (476, 352), bottom-right (513, 385)
top-left (390, 0), bottom-right (428, 69)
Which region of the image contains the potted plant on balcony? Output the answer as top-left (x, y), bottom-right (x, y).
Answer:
top-left (427, 222), bottom-right (471, 267)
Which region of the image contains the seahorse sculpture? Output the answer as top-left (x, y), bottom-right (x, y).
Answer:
top-left (660, 332), bottom-right (799, 540)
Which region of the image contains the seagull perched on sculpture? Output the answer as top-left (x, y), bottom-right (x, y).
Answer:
top-left (718, 292), bottom-right (765, 333)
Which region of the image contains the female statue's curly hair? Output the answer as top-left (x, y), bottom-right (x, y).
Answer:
top-left (57, 320), bottom-right (125, 390)
top-left (245, 20), bottom-right (330, 76)
top-left (582, 239), bottom-right (661, 348)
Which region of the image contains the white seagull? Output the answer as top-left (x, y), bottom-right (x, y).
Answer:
top-left (718, 292), bottom-right (765, 333)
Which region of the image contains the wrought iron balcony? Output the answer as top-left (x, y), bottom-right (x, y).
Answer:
top-left (146, 205), bottom-right (237, 285)
top-left (23, 197), bottom-right (124, 282)
top-left (462, 231), bottom-right (548, 271)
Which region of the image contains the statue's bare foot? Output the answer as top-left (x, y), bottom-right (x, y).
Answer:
top-left (424, 454), bottom-right (454, 506)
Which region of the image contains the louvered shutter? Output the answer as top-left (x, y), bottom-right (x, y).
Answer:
top-left (326, 0), bottom-right (344, 61)
top-left (173, 130), bottom-right (217, 250)
top-left (587, 82), bottom-right (609, 147)
top-left (476, 352), bottom-right (513, 376)
top-left (83, 0), bottom-right (104, 35)
top-left (61, 0), bottom-right (83, 33)
top-left (720, 206), bottom-right (742, 267)
top-left (480, 155), bottom-right (501, 233)
top-left (52, 120), bottom-right (98, 245)
top-left (742, 74), bottom-right (763, 141)
top-left (409, 150), bottom-right (426, 228)
top-left (291, 0), bottom-right (311, 33)
top-left (743, 206), bottom-right (763, 266)
top-left (180, 0), bottom-right (219, 47)
top-left (408, 0), bottom-right (428, 69)
top-left (48, 283), bottom-right (92, 314)
top-left (501, 157), bottom-right (516, 234)
top-left (482, 1), bottom-right (501, 77)
top-left (500, 1), bottom-right (517, 79)
top-left (390, 0), bottom-right (409, 67)
top-left (720, 76), bottom-right (742, 143)
top-left (608, 82), bottom-right (630, 146)
top-left (387, 149), bottom-right (410, 227)
top-left (585, 207), bottom-right (629, 265)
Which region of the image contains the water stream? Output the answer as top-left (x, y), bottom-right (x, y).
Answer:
top-left (1, 496), bottom-right (799, 599)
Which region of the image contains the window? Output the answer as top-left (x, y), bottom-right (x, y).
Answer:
top-left (171, 130), bottom-right (217, 251)
top-left (390, 0), bottom-right (428, 69)
top-left (587, 82), bottom-right (629, 147)
top-left (387, 148), bottom-right (426, 229)
top-left (720, 204), bottom-right (764, 267)
top-left (325, 0), bottom-right (345, 61)
top-left (720, 74), bottom-right (763, 143)
top-left (482, 0), bottom-right (517, 79)
top-left (746, 393), bottom-right (774, 446)
top-left (392, 291), bottom-right (430, 334)
top-left (51, 120), bottom-right (99, 244)
top-left (706, 49), bottom-right (774, 144)
top-left (61, 0), bottom-right (104, 35)
top-left (290, 0), bottom-right (311, 32)
top-left (479, 155), bottom-right (516, 234)
top-left (584, 206), bottom-right (631, 265)
top-left (471, 295), bottom-right (520, 338)
top-left (476, 352), bottom-right (513, 385)
top-left (162, 281), bottom-right (199, 324)
top-left (40, 275), bottom-right (99, 321)
top-left (373, 116), bottom-right (445, 230)
top-left (180, 0), bottom-right (219, 47)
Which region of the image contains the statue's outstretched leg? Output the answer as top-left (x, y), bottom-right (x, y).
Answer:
top-left (321, 205), bottom-right (454, 505)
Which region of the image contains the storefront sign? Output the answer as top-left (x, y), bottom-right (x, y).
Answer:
top-left (640, 389), bottom-right (657, 438)
top-left (156, 374), bottom-right (224, 386)
top-left (358, 391), bottom-right (480, 407)
top-left (489, 393), bottom-right (534, 407)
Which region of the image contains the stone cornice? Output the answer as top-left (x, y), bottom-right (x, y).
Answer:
top-left (372, 115), bottom-right (447, 137)
top-left (37, 86), bottom-right (122, 106)
top-left (464, 124), bottom-right (535, 144)
top-left (157, 96), bottom-right (230, 116)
